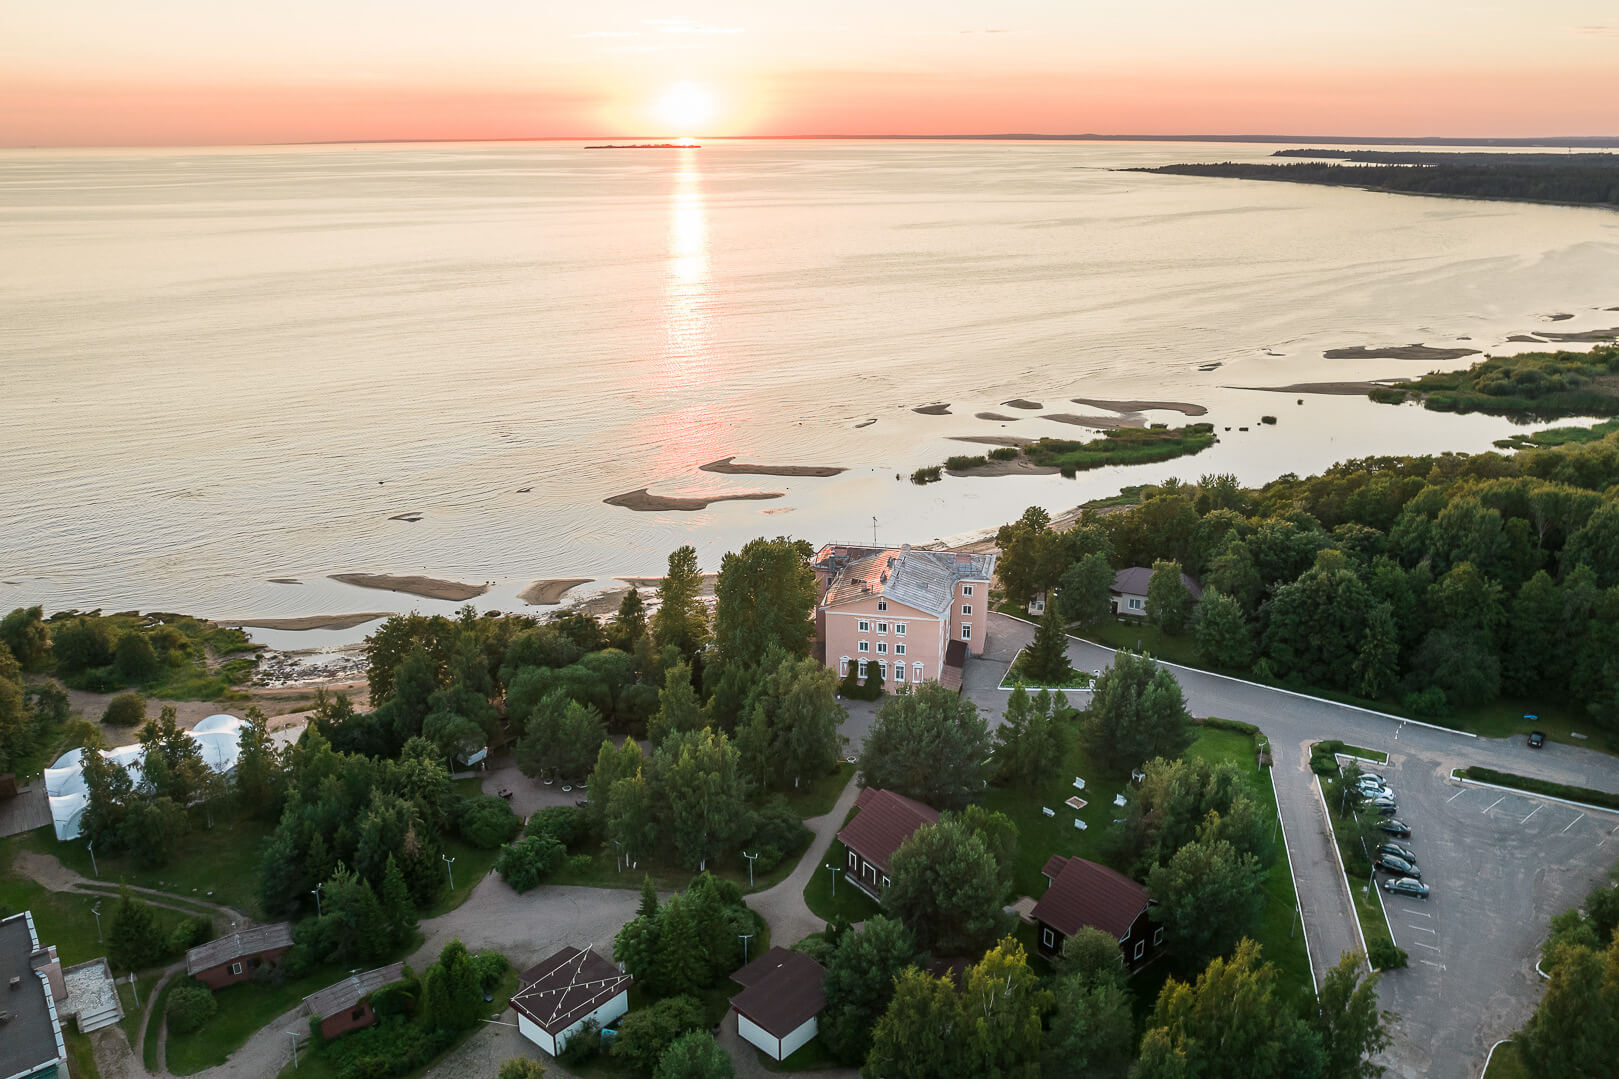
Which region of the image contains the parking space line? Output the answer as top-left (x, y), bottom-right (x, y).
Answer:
top-left (1482, 796), bottom-right (1505, 814)
top-left (1562, 812), bottom-right (1586, 834)
top-left (1406, 910), bottom-right (1432, 919)
top-left (1406, 924), bottom-right (1435, 933)
top-left (1411, 940), bottom-right (1442, 952)
top-left (1419, 959), bottom-right (1446, 970)
top-left (1446, 788), bottom-right (1470, 803)
top-left (1521, 805), bottom-right (1543, 825)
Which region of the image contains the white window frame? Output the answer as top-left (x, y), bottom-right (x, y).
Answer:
top-left (848, 849), bottom-right (858, 869)
top-left (876, 621), bottom-right (888, 634)
top-left (964, 584), bottom-right (974, 596)
top-left (1129, 598), bottom-right (1144, 611)
top-left (877, 599), bottom-right (887, 611)
top-left (1134, 940), bottom-right (1145, 960)
top-left (877, 641), bottom-right (887, 654)
top-left (895, 643), bottom-right (906, 655)
top-left (230, 961), bottom-right (244, 976)
top-left (1153, 927), bottom-right (1165, 946)
top-left (857, 619), bottom-right (869, 632)
top-left (961, 625), bottom-right (972, 641)
top-left (894, 663), bottom-right (905, 682)
top-left (961, 604), bottom-right (973, 616)
top-left (858, 640), bottom-right (869, 653)
top-left (879, 660), bottom-right (888, 679)
top-left (896, 622), bottom-right (906, 635)
top-left (1042, 927), bottom-right (1055, 948)
top-left (881, 874), bottom-right (891, 888)
top-left (912, 662), bottom-right (923, 680)
top-left (839, 657), bottom-right (849, 676)
top-left (858, 659), bottom-right (868, 677)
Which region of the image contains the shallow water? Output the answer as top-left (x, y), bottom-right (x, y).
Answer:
top-left (2, 139), bottom-right (1616, 632)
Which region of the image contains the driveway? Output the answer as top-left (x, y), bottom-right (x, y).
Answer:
top-left (976, 612), bottom-right (1619, 1079)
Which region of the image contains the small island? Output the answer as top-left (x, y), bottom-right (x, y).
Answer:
top-left (1366, 344), bottom-right (1619, 418)
top-left (585, 143), bottom-right (700, 149)
top-left (914, 423), bottom-right (1218, 483)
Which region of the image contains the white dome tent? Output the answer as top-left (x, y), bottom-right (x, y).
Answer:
top-left (46, 713), bottom-right (248, 842)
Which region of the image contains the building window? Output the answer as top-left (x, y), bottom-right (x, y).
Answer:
top-left (230, 962), bottom-right (244, 976)
top-left (896, 622), bottom-right (906, 635)
top-left (351, 1007), bottom-right (366, 1021)
top-left (848, 849), bottom-right (857, 869)
top-left (1042, 928), bottom-right (1055, 948)
top-left (1134, 940), bottom-right (1145, 960)
top-left (964, 585), bottom-right (974, 597)
top-left (1128, 598), bottom-right (1144, 611)
top-left (858, 641), bottom-right (869, 653)
top-left (858, 619), bottom-right (869, 632)
top-left (877, 642), bottom-right (887, 654)
top-left (877, 599), bottom-right (887, 611)
top-left (913, 662), bottom-right (923, 680)
top-left (894, 664), bottom-right (905, 682)
top-left (961, 604), bottom-right (972, 616)
top-left (895, 643), bottom-right (906, 655)
top-left (961, 625), bottom-right (972, 641)
top-left (882, 875), bottom-right (890, 888)
top-left (879, 661), bottom-right (888, 679)
top-left (839, 657), bottom-right (849, 676)
top-left (858, 659), bottom-right (868, 677)
top-left (876, 621), bottom-right (888, 634)
top-left (1153, 927), bottom-right (1165, 946)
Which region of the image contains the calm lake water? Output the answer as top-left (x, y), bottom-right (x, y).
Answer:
top-left (3, 140), bottom-right (1617, 632)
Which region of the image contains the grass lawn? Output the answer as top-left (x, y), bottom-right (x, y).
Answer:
top-left (118, 971), bottom-right (163, 1046)
top-left (780, 763), bottom-right (855, 819)
top-left (145, 980), bottom-right (173, 1071)
top-left (801, 840), bottom-right (881, 927)
top-left (1484, 1040), bottom-right (1529, 1079)
top-left (166, 968), bottom-right (340, 1075)
top-left (759, 1034), bottom-right (840, 1072)
top-left (29, 810), bottom-right (275, 919)
top-left (1001, 650), bottom-right (1095, 691)
top-left (1337, 744), bottom-right (1388, 765)
top-left (421, 835), bottom-right (503, 918)
top-left (1319, 777), bottom-right (1398, 967)
top-left (64, 1023), bottom-right (103, 1079)
top-left (1080, 621), bottom-right (1203, 669)
top-left (272, 968), bottom-right (521, 1079)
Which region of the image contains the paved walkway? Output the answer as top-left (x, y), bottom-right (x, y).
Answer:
top-left (745, 772), bottom-right (864, 948)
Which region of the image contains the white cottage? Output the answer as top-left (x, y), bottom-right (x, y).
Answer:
top-left (510, 947), bottom-right (630, 1056)
top-left (730, 947), bottom-right (826, 1062)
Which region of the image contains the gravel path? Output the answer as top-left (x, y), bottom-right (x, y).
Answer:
top-left (15, 849), bottom-right (257, 927)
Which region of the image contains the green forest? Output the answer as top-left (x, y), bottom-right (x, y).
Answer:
top-left (1136, 161), bottom-right (1619, 208)
top-left (996, 424), bottom-right (1619, 739)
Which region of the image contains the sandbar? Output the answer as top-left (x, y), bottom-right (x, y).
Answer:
top-left (329, 573), bottom-right (490, 601)
top-left (854, 419), bottom-right (877, 428)
top-left (604, 488), bottom-right (784, 512)
top-left (974, 412), bottom-right (1019, 421)
top-left (1324, 345), bottom-right (1481, 360)
top-left (1534, 328), bottom-right (1619, 342)
top-left (1002, 399), bottom-right (1043, 410)
top-left (268, 578), bottom-right (302, 585)
top-left (519, 578), bottom-right (593, 605)
top-left (1506, 335), bottom-right (1545, 343)
top-left (1044, 413), bottom-right (1146, 430)
top-left (1070, 398), bottom-right (1209, 416)
top-left (617, 574), bottom-right (719, 593)
top-left (699, 456), bottom-right (845, 477)
top-left (389, 511), bottom-right (423, 522)
top-left (949, 435), bottom-right (1036, 447)
top-left (913, 403), bottom-right (952, 416)
top-left (948, 459), bottom-right (1061, 478)
top-left (1544, 313), bottom-right (1575, 321)
top-left (1229, 381), bottom-right (1404, 395)
top-left (219, 613), bottom-right (391, 631)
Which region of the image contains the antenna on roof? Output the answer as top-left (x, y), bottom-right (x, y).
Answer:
top-left (872, 516), bottom-right (878, 545)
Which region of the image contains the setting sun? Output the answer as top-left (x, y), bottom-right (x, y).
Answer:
top-left (655, 82), bottom-right (716, 135)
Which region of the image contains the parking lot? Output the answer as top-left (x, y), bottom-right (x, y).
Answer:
top-left (1347, 745), bottom-right (1619, 1078)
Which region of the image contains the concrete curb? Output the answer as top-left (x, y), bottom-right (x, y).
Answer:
top-left (1480, 1038), bottom-right (1511, 1078)
top-left (1308, 774), bottom-right (1372, 965)
top-left (1447, 769), bottom-right (1619, 817)
top-left (1268, 765), bottom-right (1318, 995)
top-left (992, 646), bottom-right (1096, 694)
top-left (995, 611), bottom-right (1479, 739)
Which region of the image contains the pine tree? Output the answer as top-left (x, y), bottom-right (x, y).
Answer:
top-left (615, 588), bottom-right (648, 649)
top-left (1022, 598), bottom-right (1073, 685)
top-left (381, 854), bottom-right (417, 947)
top-left (108, 886), bottom-right (162, 972)
top-left (639, 875), bottom-right (660, 919)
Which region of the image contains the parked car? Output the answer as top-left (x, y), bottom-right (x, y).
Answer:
top-left (1356, 771), bottom-right (1385, 787)
top-left (1377, 842), bottom-right (1417, 864)
top-left (1378, 819), bottom-right (1412, 837)
top-left (1528, 731), bottom-right (1546, 749)
top-left (1362, 793), bottom-right (1397, 814)
top-left (1383, 876), bottom-right (1430, 899)
top-left (1357, 780), bottom-right (1390, 798)
top-left (1377, 853), bottom-right (1420, 878)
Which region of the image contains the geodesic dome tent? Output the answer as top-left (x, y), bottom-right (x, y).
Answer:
top-left (46, 714), bottom-right (247, 841)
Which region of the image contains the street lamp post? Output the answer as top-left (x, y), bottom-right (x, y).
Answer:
top-left (311, 883), bottom-right (323, 918)
top-left (742, 850), bottom-right (760, 888)
top-left (87, 841), bottom-right (98, 879)
top-left (287, 1030), bottom-right (299, 1069)
top-left (443, 854), bottom-right (456, 892)
top-left (129, 973), bottom-right (139, 1007)
top-left (91, 902), bottom-right (103, 944)
top-left (739, 933), bottom-right (754, 965)
top-left (613, 840), bottom-right (624, 873)
top-left (823, 862), bottom-right (841, 898)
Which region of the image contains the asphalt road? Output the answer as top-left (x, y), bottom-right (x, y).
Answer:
top-left (968, 612), bottom-right (1619, 1079)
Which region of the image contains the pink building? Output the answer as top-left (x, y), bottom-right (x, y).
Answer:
top-left (812, 544), bottom-right (997, 691)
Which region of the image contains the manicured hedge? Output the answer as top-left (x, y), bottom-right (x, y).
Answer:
top-left (1460, 768), bottom-right (1619, 811)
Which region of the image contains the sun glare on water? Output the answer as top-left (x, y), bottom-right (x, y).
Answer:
top-left (655, 82), bottom-right (716, 136)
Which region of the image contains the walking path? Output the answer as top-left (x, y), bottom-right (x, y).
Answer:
top-left (745, 773), bottom-right (863, 948)
top-left (14, 849), bottom-right (257, 927)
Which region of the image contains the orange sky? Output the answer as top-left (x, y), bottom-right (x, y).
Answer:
top-left (2, 2), bottom-right (1616, 145)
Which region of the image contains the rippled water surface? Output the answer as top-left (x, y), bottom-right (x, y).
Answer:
top-left (3, 140), bottom-right (1617, 623)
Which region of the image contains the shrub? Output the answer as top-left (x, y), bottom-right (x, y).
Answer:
top-left (323, 1015), bottom-right (454, 1079)
top-left (526, 804), bottom-right (592, 849)
top-left (910, 467), bottom-right (942, 485)
top-left (168, 916), bottom-right (213, 954)
top-left (745, 798), bottom-right (811, 861)
top-left (612, 996), bottom-right (707, 1074)
top-left (166, 981), bottom-right (217, 1036)
top-left (1401, 686), bottom-right (1448, 717)
top-left (457, 795), bottom-right (521, 849)
top-left (1460, 768), bottom-right (1619, 812)
top-left (944, 455), bottom-right (988, 470)
top-left (837, 663), bottom-right (885, 701)
top-left (988, 446), bottom-right (1020, 461)
top-left (1368, 938), bottom-right (1408, 970)
top-left (370, 979), bottom-right (417, 1021)
top-left (1260, 415), bottom-right (1277, 425)
top-left (496, 834), bottom-right (565, 893)
top-left (115, 632), bottom-right (161, 683)
top-left (102, 692), bottom-right (146, 727)
top-left (558, 1019), bottom-right (601, 1067)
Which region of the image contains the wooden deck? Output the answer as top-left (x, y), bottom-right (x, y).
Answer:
top-left (0, 784), bottom-right (50, 838)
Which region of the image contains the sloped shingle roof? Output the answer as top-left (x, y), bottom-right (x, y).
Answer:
top-left (837, 788), bottom-right (939, 874)
top-left (1031, 855), bottom-right (1150, 940)
top-left (729, 949), bottom-right (826, 1038)
top-left (510, 947), bottom-right (631, 1035)
top-left (185, 923), bottom-right (293, 975)
top-left (1111, 567), bottom-right (1203, 599)
top-left (816, 545), bottom-right (995, 618)
top-left (302, 963), bottom-right (405, 1020)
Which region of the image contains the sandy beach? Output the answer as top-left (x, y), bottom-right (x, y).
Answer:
top-left (1534, 327), bottom-right (1618, 342)
top-left (950, 435), bottom-right (1036, 447)
top-left (518, 578), bottom-right (593, 605)
top-left (329, 572), bottom-right (490, 601)
top-left (1070, 397), bottom-right (1209, 416)
top-left (699, 456), bottom-right (845, 477)
top-left (1324, 345), bottom-right (1481, 360)
top-left (604, 488), bottom-right (785, 512)
top-left (218, 613), bottom-right (390, 631)
top-left (947, 458), bottom-right (1061, 478)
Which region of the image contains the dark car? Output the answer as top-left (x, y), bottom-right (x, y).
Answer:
top-left (1377, 854), bottom-right (1419, 878)
top-left (1378, 818), bottom-right (1412, 837)
top-left (1529, 731), bottom-right (1546, 749)
top-left (1377, 842), bottom-right (1417, 864)
top-left (1383, 877), bottom-right (1430, 899)
top-left (1364, 794), bottom-right (1397, 815)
